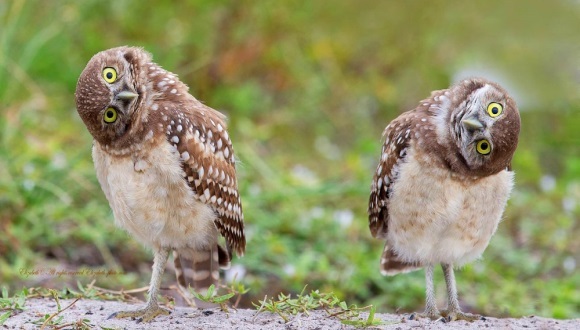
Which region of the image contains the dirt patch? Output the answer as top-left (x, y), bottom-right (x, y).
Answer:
top-left (3, 298), bottom-right (578, 329)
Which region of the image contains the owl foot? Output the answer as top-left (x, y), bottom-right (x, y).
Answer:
top-left (409, 310), bottom-right (443, 321)
top-left (440, 309), bottom-right (484, 322)
top-left (108, 304), bottom-right (170, 323)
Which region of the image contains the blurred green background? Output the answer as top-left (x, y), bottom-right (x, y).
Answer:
top-left (1, 0), bottom-right (579, 319)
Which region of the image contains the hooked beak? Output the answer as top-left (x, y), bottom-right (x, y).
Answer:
top-left (116, 90), bottom-right (139, 101)
top-left (462, 116), bottom-right (484, 131)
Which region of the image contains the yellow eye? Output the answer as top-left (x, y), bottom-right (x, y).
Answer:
top-left (486, 102), bottom-right (503, 118)
top-left (476, 139), bottom-right (492, 155)
top-left (102, 67), bottom-right (117, 83)
top-left (103, 107), bottom-right (118, 123)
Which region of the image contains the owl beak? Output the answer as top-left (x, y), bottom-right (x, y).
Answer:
top-left (462, 117), bottom-right (484, 131)
top-left (116, 90), bottom-right (139, 101)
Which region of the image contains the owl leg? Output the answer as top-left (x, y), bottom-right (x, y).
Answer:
top-left (440, 263), bottom-right (483, 322)
top-left (410, 264), bottom-right (442, 320)
top-left (109, 247), bottom-right (171, 323)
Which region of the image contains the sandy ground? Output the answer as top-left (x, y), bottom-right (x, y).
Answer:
top-left (3, 298), bottom-right (579, 330)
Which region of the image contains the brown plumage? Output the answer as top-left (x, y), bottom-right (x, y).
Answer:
top-left (368, 78), bottom-right (520, 321)
top-left (75, 46), bottom-right (245, 322)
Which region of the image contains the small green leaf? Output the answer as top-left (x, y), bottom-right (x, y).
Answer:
top-left (206, 284), bottom-right (215, 297)
top-left (0, 312), bottom-right (12, 325)
top-left (213, 293), bottom-right (235, 303)
top-left (366, 305), bottom-right (376, 325)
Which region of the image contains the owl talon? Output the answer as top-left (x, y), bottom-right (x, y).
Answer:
top-left (440, 309), bottom-right (483, 322)
top-left (109, 305), bottom-right (170, 323)
top-left (409, 311), bottom-right (443, 321)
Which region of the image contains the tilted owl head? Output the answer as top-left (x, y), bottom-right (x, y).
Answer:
top-left (76, 46), bottom-right (187, 146)
top-left (75, 47), bottom-right (147, 145)
top-left (441, 78), bottom-right (520, 177)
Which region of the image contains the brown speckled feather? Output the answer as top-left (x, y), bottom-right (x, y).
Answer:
top-left (367, 92), bottom-right (442, 239)
top-left (141, 57), bottom-right (245, 258)
top-left (368, 112), bottom-right (413, 239)
top-left (368, 108), bottom-right (430, 274)
top-left (162, 102), bottom-right (246, 257)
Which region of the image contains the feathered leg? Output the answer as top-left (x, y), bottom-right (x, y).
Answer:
top-left (411, 264), bottom-right (442, 320)
top-left (440, 263), bottom-right (482, 322)
top-left (110, 247), bottom-right (171, 322)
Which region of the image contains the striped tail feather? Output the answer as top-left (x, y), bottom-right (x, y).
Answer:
top-left (380, 244), bottom-right (421, 276)
top-left (174, 244), bottom-right (230, 308)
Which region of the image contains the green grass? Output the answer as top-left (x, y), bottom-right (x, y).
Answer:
top-left (1, 0), bottom-right (579, 321)
top-left (254, 286), bottom-right (384, 326)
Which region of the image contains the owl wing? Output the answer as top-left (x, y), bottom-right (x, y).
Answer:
top-left (368, 111), bottom-right (415, 239)
top-left (167, 102), bottom-right (245, 257)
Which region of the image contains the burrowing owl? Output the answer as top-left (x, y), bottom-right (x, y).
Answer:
top-left (368, 78), bottom-right (520, 321)
top-left (75, 46), bottom-right (245, 322)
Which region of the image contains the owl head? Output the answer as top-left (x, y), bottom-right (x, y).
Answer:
top-left (441, 78), bottom-right (521, 177)
top-left (75, 46), bottom-right (153, 146)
